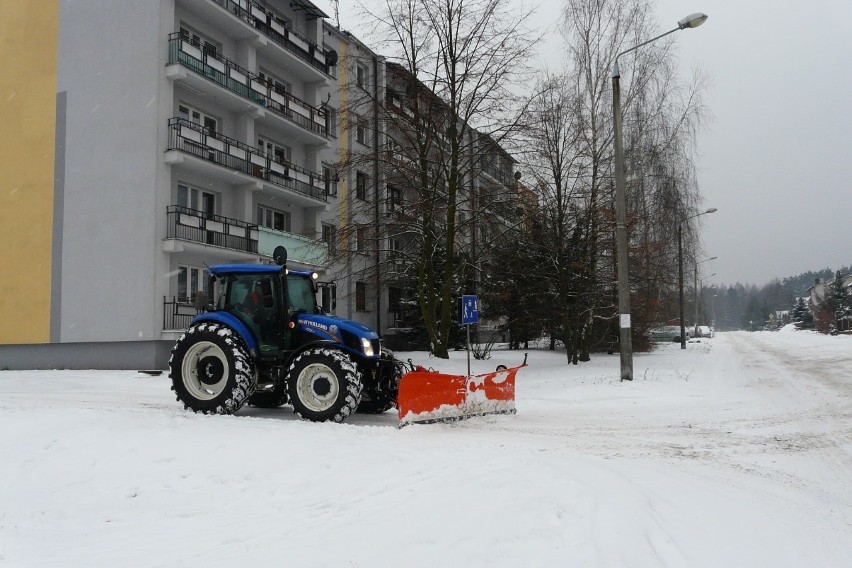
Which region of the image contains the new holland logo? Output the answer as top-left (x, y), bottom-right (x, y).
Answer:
top-left (300, 319), bottom-right (329, 332)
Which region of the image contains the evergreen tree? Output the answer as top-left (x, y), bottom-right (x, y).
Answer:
top-left (830, 271), bottom-right (849, 320)
top-left (480, 205), bottom-right (550, 349)
top-left (791, 297), bottom-right (814, 329)
top-left (791, 297), bottom-right (806, 323)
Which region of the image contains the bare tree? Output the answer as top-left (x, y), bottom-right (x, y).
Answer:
top-left (353, 0), bottom-right (538, 357)
top-left (511, 0), bottom-right (708, 360)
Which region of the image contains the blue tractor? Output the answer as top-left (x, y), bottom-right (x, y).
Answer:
top-left (168, 247), bottom-right (404, 422)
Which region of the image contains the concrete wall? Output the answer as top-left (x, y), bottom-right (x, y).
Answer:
top-left (55, 0), bottom-right (167, 344)
top-left (0, 341), bottom-right (173, 371)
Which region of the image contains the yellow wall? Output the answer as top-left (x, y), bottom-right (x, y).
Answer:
top-left (0, 1), bottom-right (60, 343)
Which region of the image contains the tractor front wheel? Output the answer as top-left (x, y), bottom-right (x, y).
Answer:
top-left (286, 348), bottom-right (361, 423)
top-left (169, 322), bottom-right (255, 414)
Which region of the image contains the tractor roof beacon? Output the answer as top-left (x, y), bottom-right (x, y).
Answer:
top-left (168, 246), bottom-right (405, 423)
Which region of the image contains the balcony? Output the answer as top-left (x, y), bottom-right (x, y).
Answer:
top-left (166, 205), bottom-right (259, 253)
top-left (189, 0), bottom-right (331, 80)
top-left (167, 33), bottom-right (328, 141)
top-left (489, 199), bottom-right (521, 223)
top-left (166, 205), bottom-right (328, 267)
top-left (258, 227), bottom-right (327, 266)
top-left (384, 198), bottom-right (411, 220)
top-left (480, 161), bottom-right (514, 187)
top-left (166, 117), bottom-right (328, 203)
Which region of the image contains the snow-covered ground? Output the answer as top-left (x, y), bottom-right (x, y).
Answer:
top-left (2, 331), bottom-right (851, 567)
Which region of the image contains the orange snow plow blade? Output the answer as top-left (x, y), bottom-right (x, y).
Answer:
top-left (397, 358), bottom-right (526, 426)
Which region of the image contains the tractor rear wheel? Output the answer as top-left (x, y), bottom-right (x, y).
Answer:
top-left (286, 347), bottom-right (361, 423)
top-left (169, 322), bottom-right (255, 414)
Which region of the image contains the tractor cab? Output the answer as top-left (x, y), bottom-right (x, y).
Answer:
top-left (206, 263), bottom-right (335, 356)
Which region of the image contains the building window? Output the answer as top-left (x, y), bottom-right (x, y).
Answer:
top-left (388, 237), bottom-right (402, 258)
top-left (178, 104), bottom-right (217, 133)
top-left (178, 266), bottom-right (209, 303)
top-left (322, 164), bottom-right (338, 196)
top-left (356, 226), bottom-right (370, 253)
top-left (257, 205), bottom-right (291, 232)
top-left (356, 171), bottom-right (368, 200)
top-left (257, 137), bottom-right (291, 163)
top-left (385, 137), bottom-right (402, 160)
top-left (322, 223), bottom-right (337, 256)
top-left (388, 287), bottom-right (402, 313)
top-left (258, 68), bottom-right (290, 95)
top-left (179, 24), bottom-right (220, 57)
top-left (356, 64), bottom-right (368, 89)
top-left (356, 281), bottom-right (367, 312)
top-left (325, 106), bottom-right (337, 137)
top-left (356, 116), bottom-right (368, 145)
top-left (387, 185), bottom-right (401, 213)
top-left (177, 184), bottom-right (216, 216)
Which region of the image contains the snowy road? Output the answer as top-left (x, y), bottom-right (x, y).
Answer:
top-left (1, 331), bottom-right (851, 567)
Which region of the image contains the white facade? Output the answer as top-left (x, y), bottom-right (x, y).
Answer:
top-left (43, 0), bottom-right (336, 367)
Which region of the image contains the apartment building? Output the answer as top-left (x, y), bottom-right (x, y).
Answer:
top-left (0, 0), bottom-right (519, 369)
top-left (2, 0), bottom-right (336, 368)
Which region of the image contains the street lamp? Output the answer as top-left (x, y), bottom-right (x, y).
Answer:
top-left (694, 257), bottom-right (717, 337)
top-left (612, 12), bottom-right (708, 381)
top-left (678, 207), bottom-right (717, 349)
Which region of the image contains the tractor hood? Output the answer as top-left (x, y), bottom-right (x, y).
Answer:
top-left (295, 313), bottom-right (381, 357)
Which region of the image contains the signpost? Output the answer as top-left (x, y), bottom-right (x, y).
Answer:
top-left (461, 295), bottom-right (479, 376)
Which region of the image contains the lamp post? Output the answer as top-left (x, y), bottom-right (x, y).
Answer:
top-left (613, 12), bottom-right (708, 380)
top-left (694, 257), bottom-right (717, 337)
top-left (678, 207), bottom-right (717, 348)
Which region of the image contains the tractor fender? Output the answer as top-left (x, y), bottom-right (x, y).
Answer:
top-left (191, 312), bottom-right (259, 352)
top-left (279, 339), bottom-right (338, 371)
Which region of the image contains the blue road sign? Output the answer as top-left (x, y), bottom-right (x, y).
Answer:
top-left (461, 295), bottom-right (479, 325)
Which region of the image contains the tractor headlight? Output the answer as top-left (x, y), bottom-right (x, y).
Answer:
top-left (360, 337), bottom-right (375, 357)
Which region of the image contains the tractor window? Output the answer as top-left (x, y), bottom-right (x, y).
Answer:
top-left (228, 277), bottom-right (253, 308)
top-left (288, 277), bottom-right (317, 313)
top-left (223, 274), bottom-right (283, 351)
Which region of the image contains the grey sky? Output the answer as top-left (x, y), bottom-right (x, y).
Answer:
top-left (324, 0), bottom-right (851, 286)
top-left (653, 0), bottom-right (852, 286)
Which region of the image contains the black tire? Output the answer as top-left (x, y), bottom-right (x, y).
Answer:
top-left (169, 322), bottom-right (255, 415)
top-left (248, 386), bottom-right (289, 408)
top-left (286, 347), bottom-right (361, 423)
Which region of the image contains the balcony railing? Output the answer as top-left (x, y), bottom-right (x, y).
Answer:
top-left (167, 33), bottom-right (327, 137)
top-left (163, 296), bottom-right (200, 331)
top-left (166, 205), bottom-right (259, 253)
top-left (211, 0), bottom-right (330, 76)
top-left (480, 161), bottom-right (514, 187)
top-left (384, 198), bottom-right (410, 218)
top-left (167, 117), bottom-right (328, 201)
top-left (490, 199), bottom-right (521, 222)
